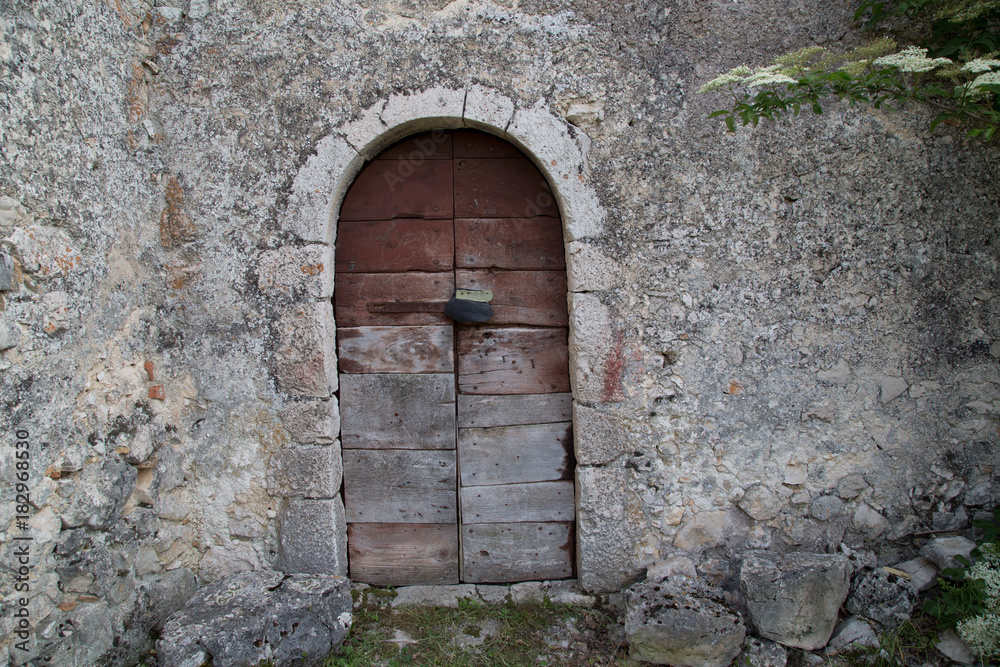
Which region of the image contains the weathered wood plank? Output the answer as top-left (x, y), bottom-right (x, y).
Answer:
top-left (455, 218), bottom-right (564, 269)
top-left (348, 523), bottom-right (459, 585)
top-left (454, 270), bottom-right (568, 326)
top-left (338, 326), bottom-right (454, 374)
top-left (336, 219), bottom-right (454, 273)
top-left (343, 450), bottom-right (457, 523)
top-left (459, 423), bottom-right (572, 486)
top-left (460, 481), bottom-right (575, 523)
top-left (340, 159), bottom-right (453, 221)
top-left (340, 373), bottom-right (456, 449)
top-left (462, 522), bottom-right (574, 583)
top-left (453, 131), bottom-right (524, 159)
top-left (457, 328), bottom-right (570, 395)
top-left (378, 132), bottom-right (453, 160)
top-left (334, 272), bottom-right (454, 326)
top-left (454, 157), bottom-right (558, 218)
top-left (457, 393), bottom-right (573, 428)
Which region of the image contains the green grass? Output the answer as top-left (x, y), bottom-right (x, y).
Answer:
top-left (823, 616), bottom-right (940, 667)
top-left (324, 596), bottom-right (629, 667)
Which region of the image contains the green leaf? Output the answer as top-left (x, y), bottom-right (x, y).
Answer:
top-left (708, 109), bottom-right (732, 118)
top-left (725, 115), bottom-right (736, 132)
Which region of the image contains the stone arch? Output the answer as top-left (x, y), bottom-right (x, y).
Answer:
top-left (269, 86), bottom-right (626, 592)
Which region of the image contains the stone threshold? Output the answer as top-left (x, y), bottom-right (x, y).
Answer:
top-left (351, 579), bottom-right (611, 609)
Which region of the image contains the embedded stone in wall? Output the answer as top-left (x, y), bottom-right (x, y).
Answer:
top-left (573, 403), bottom-right (628, 465)
top-left (279, 398), bottom-right (340, 445)
top-left (266, 445), bottom-right (343, 498)
top-left (674, 511), bottom-right (729, 552)
top-left (276, 497), bottom-right (348, 576)
top-left (0, 319), bottom-right (21, 351)
top-left (738, 484), bottom-right (783, 521)
top-left (273, 302), bottom-right (338, 398)
top-left (157, 570), bottom-right (351, 667)
top-left (740, 551), bottom-right (851, 650)
top-left (0, 251), bottom-right (14, 290)
top-left (59, 458), bottom-right (138, 530)
top-left (257, 244), bottom-right (334, 299)
top-left (567, 241), bottom-right (620, 292)
top-left (624, 575), bottom-right (745, 667)
top-left (568, 293), bottom-right (614, 404)
top-left (576, 465), bottom-right (644, 592)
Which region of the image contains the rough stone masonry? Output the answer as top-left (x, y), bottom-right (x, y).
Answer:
top-left (0, 0), bottom-right (998, 664)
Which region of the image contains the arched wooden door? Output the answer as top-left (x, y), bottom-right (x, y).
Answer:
top-left (334, 130), bottom-right (574, 585)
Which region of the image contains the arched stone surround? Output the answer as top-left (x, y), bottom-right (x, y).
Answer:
top-left (265, 85), bottom-right (632, 592)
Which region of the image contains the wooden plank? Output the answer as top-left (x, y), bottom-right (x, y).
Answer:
top-left (348, 523), bottom-right (459, 585)
top-left (457, 328), bottom-right (570, 395)
top-left (460, 481), bottom-right (575, 523)
top-left (455, 270), bottom-right (568, 326)
top-left (339, 159), bottom-right (453, 221)
top-left (455, 218), bottom-right (564, 269)
top-left (378, 132), bottom-right (453, 160)
top-left (340, 373), bottom-right (456, 449)
top-left (454, 157), bottom-right (558, 218)
top-left (343, 450), bottom-right (457, 523)
top-left (458, 393), bottom-right (572, 428)
top-left (334, 272), bottom-right (454, 326)
top-left (336, 219), bottom-right (454, 273)
top-left (338, 326), bottom-right (454, 374)
top-left (453, 130), bottom-right (525, 159)
top-left (459, 423), bottom-right (572, 486)
top-left (463, 522), bottom-right (574, 583)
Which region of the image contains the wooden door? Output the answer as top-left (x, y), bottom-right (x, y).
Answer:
top-left (335, 130), bottom-right (574, 585)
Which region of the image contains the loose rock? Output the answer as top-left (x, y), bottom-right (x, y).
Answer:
top-left (157, 570), bottom-right (352, 667)
top-left (920, 536), bottom-right (976, 571)
top-left (740, 551), bottom-right (850, 650)
top-left (845, 568), bottom-right (918, 631)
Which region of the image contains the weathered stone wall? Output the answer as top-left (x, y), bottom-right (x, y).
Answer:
top-left (1, 0), bottom-right (998, 663)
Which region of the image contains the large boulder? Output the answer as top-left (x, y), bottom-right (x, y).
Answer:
top-left (740, 551), bottom-right (850, 650)
top-left (845, 568), bottom-right (918, 631)
top-left (157, 570), bottom-right (352, 667)
top-left (624, 574), bottom-right (745, 667)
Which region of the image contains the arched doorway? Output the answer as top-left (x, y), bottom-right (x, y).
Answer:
top-left (334, 129), bottom-right (574, 585)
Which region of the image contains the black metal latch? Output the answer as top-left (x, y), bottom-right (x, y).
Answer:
top-left (444, 288), bottom-right (493, 323)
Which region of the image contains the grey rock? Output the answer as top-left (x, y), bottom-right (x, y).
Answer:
top-left (157, 570), bottom-right (352, 667)
top-left (738, 636), bottom-right (788, 667)
top-left (0, 251), bottom-right (14, 290)
top-left (845, 568), bottom-right (918, 631)
top-left (59, 458), bottom-right (138, 529)
top-left (810, 495), bottom-right (844, 521)
top-left (0, 319), bottom-right (20, 350)
top-left (738, 484), bottom-right (783, 521)
top-left (624, 575), bottom-right (745, 667)
top-left (826, 616), bottom-right (879, 653)
top-left (836, 475), bottom-right (868, 499)
top-left (920, 536), bottom-right (976, 571)
top-left (879, 376), bottom-right (908, 403)
top-left (893, 557), bottom-right (938, 591)
top-left (964, 482), bottom-right (994, 506)
top-left (817, 359), bottom-right (851, 385)
top-left (276, 497), bottom-right (348, 575)
top-left (266, 445), bottom-right (343, 498)
top-left (931, 506), bottom-right (968, 531)
top-left (740, 551), bottom-right (851, 650)
top-left (392, 584), bottom-right (478, 607)
top-left (279, 398), bottom-right (340, 445)
top-left (146, 568), bottom-right (198, 629)
top-left (647, 556), bottom-right (698, 581)
top-left (935, 628), bottom-right (976, 665)
top-left (32, 601), bottom-right (115, 667)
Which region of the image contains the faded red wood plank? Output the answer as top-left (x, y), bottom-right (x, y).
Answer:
top-left (337, 326), bottom-right (454, 374)
top-left (463, 522), bottom-right (574, 583)
top-left (343, 449), bottom-right (457, 523)
top-left (339, 160), bottom-right (453, 221)
top-left (455, 218), bottom-right (564, 269)
top-left (454, 157), bottom-right (558, 218)
top-left (378, 132), bottom-right (453, 160)
top-left (453, 130), bottom-right (524, 159)
top-left (336, 219), bottom-right (454, 273)
top-left (334, 272), bottom-right (454, 326)
top-left (454, 270), bottom-right (567, 326)
top-left (457, 328), bottom-right (570, 394)
top-left (340, 373), bottom-right (456, 449)
top-left (459, 422), bottom-right (572, 486)
top-left (457, 393), bottom-right (573, 428)
top-left (460, 481), bottom-right (575, 523)
top-left (349, 523), bottom-right (459, 585)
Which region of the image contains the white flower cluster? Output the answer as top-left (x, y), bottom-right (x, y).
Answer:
top-left (698, 64), bottom-right (797, 93)
top-left (963, 58), bottom-right (1000, 73)
top-left (873, 46), bottom-right (953, 73)
top-left (957, 544), bottom-right (1000, 662)
top-left (971, 71), bottom-right (1000, 92)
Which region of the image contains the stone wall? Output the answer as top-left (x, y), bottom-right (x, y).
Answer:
top-left (1, 0), bottom-right (998, 663)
